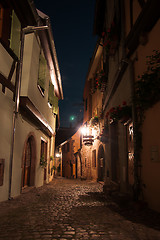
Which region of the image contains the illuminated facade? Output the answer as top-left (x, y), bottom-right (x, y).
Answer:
top-left (0, 0), bottom-right (63, 201)
top-left (94, 0), bottom-right (160, 212)
top-left (80, 39), bottom-right (106, 181)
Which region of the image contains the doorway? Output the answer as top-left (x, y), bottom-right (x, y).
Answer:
top-left (22, 135), bottom-right (36, 188)
top-left (98, 145), bottom-right (105, 181)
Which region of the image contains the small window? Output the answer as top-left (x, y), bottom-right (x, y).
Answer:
top-left (92, 150), bottom-right (96, 168)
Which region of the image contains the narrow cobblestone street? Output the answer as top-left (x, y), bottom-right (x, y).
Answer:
top-left (0, 178), bottom-right (160, 240)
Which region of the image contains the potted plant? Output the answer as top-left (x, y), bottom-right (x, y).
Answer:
top-left (40, 154), bottom-right (47, 168)
top-left (51, 165), bottom-right (56, 176)
top-left (102, 18), bottom-right (119, 56)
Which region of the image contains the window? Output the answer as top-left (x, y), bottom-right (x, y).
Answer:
top-left (38, 52), bottom-right (46, 95)
top-left (92, 150), bottom-right (96, 168)
top-left (0, 4), bottom-right (11, 47)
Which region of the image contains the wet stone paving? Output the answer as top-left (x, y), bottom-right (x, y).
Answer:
top-left (0, 178), bottom-right (160, 240)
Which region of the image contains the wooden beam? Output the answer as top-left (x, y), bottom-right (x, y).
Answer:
top-left (8, 59), bottom-right (16, 82)
top-left (0, 73), bottom-right (15, 93)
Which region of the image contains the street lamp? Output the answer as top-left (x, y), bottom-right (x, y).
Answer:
top-left (55, 153), bottom-right (61, 158)
top-left (81, 125), bottom-right (94, 146)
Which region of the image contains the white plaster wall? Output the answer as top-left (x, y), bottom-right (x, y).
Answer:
top-left (11, 114), bottom-right (51, 198)
top-left (0, 92), bottom-right (14, 201)
top-left (21, 33), bottom-right (55, 131)
top-left (0, 44), bottom-right (13, 79)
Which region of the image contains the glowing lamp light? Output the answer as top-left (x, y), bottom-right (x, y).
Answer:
top-left (55, 153), bottom-right (61, 158)
top-left (81, 126), bottom-right (89, 136)
top-left (92, 128), bottom-right (96, 138)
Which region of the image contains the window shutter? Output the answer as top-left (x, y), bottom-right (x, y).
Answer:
top-left (52, 95), bottom-right (58, 114)
top-left (38, 54), bottom-right (46, 92)
top-left (48, 81), bottom-right (54, 105)
top-left (10, 10), bottom-right (21, 58)
top-left (48, 81), bottom-right (58, 114)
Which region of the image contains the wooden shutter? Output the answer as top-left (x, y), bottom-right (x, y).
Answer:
top-left (52, 95), bottom-right (58, 114)
top-left (48, 81), bottom-right (58, 114)
top-left (38, 54), bottom-right (46, 92)
top-left (10, 10), bottom-right (21, 57)
top-left (48, 81), bottom-right (54, 105)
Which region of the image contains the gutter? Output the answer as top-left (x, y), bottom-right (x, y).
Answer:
top-left (45, 17), bottom-right (63, 100)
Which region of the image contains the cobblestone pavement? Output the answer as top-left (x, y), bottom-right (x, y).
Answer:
top-left (0, 178), bottom-right (160, 240)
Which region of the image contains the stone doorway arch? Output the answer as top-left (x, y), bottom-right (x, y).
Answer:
top-left (75, 152), bottom-right (82, 179)
top-left (98, 144), bottom-right (105, 181)
top-left (21, 133), bottom-right (36, 189)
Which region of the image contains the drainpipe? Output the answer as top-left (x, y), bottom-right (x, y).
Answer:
top-left (8, 25), bottom-right (49, 200)
top-left (128, 57), bottom-right (140, 201)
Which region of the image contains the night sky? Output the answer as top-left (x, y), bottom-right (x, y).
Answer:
top-left (34, 0), bottom-right (97, 127)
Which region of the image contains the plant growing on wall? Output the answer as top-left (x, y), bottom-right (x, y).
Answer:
top-left (133, 49), bottom-right (160, 200)
top-left (135, 50), bottom-right (160, 123)
top-left (106, 101), bottom-right (132, 124)
top-left (102, 19), bottom-right (119, 55)
top-left (95, 70), bottom-right (108, 91)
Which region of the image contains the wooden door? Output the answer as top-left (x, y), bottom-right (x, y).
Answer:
top-left (22, 138), bottom-right (31, 187)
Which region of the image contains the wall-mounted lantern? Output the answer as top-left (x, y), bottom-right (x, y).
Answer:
top-left (81, 125), bottom-right (94, 146)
